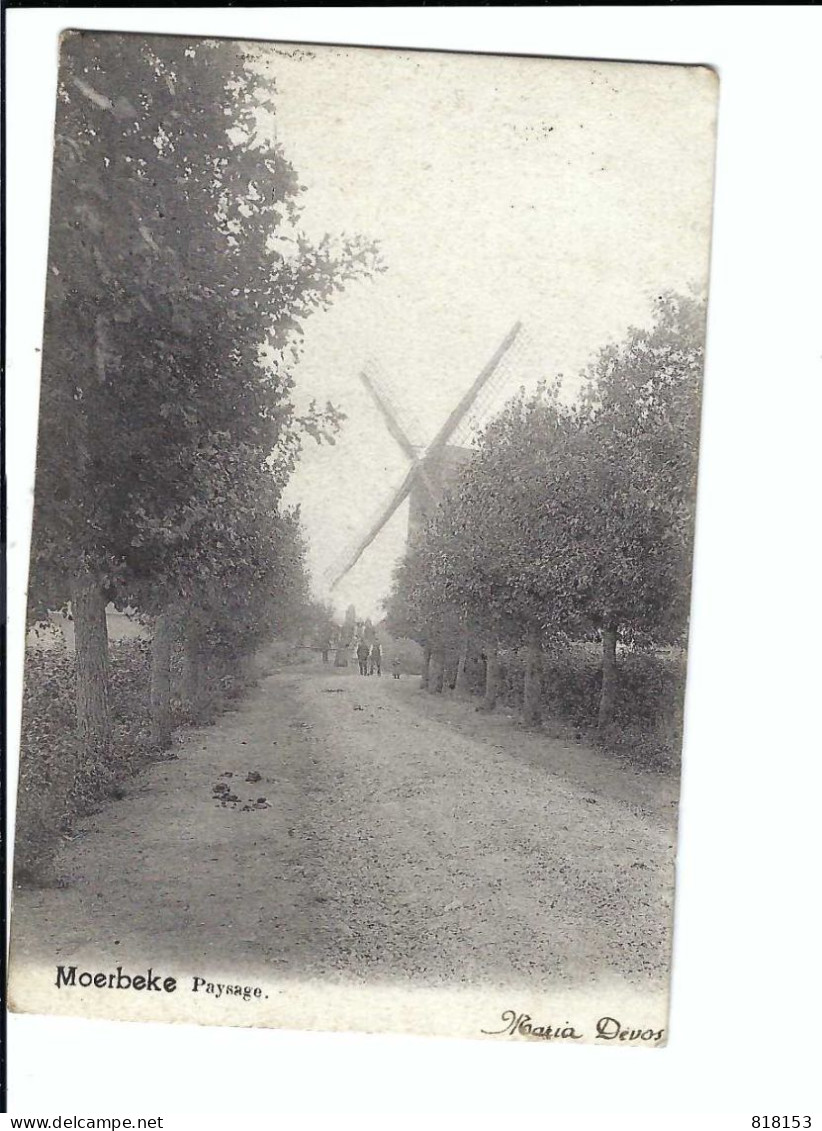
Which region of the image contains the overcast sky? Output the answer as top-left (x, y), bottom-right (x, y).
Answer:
top-left (249, 44), bottom-right (717, 621)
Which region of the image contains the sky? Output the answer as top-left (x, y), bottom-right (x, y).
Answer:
top-left (248, 44), bottom-right (717, 620)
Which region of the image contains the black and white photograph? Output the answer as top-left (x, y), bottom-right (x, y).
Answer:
top-left (7, 30), bottom-right (718, 1045)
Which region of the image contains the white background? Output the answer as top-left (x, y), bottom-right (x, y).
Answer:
top-left (4, 6), bottom-right (821, 1123)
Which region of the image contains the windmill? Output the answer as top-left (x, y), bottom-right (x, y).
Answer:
top-left (330, 321), bottom-right (523, 590)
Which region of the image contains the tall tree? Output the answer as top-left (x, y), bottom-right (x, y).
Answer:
top-left (555, 293), bottom-right (705, 726)
top-left (30, 32), bottom-right (379, 764)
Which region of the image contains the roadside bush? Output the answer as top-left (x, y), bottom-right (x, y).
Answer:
top-left (541, 642), bottom-right (602, 725)
top-left (70, 638), bottom-right (155, 814)
top-left (15, 638), bottom-right (157, 887)
top-left (603, 714), bottom-right (683, 774)
top-left (14, 649), bottom-right (79, 885)
top-left (603, 648), bottom-right (686, 773)
top-left (486, 639), bottom-right (685, 770)
top-left (615, 648), bottom-right (686, 727)
top-left (15, 627), bottom-right (279, 887)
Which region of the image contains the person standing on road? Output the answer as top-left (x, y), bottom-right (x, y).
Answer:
top-left (370, 641), bottom-right (382, 676)
top-left (356, 640), bottom-right (370, 676)
top-left (391, 657), bottom-right (401, 679)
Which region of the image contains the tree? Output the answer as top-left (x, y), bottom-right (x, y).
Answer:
top-left (30, 32), bottom-right (380, 766)
top-left (335, 605), bottom-right (357, 667)
top-left (385, 383), bottom-right (574, 719)
top-left (554, 292), bottom-right (705, 726)
top-left (300, 598), bottom-right (337, 654)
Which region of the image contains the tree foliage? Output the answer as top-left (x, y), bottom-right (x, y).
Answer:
top-left (32, 33), bottom-right (378, 617)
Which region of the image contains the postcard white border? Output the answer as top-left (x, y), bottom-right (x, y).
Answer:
top-left (5, 5), bottom-right (820, 1118)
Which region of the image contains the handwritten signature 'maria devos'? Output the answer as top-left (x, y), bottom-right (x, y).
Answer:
top-left (482, 1009), bottom-right (665, 1044)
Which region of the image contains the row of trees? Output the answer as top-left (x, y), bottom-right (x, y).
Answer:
top-left (28, 34), bottom-right (378, 777)
top-left (384, 292), bottom-right (704, 730)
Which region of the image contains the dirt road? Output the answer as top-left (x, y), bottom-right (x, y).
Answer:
top-left (11, 657), bottom-right (678, 999)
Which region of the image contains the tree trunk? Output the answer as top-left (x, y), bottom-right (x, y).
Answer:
top-left (522, 627), bottom-right (543, 726)
top-left (183, 619), bottom-right (209, 721)
top-left (598, 625), bottom-right (619, 730)
top-left (428, 644), bottom-right (445, 694)
top-left (481, 641), bottom-right (500, 712)
top-left (442, 642), bottom-right (457, 692)
top-left (419, 642), bottom-right (431, 690)
top-left (454, 628), bottom-right (471, 696)
top-left (150, 612), bottom-right (175, 752)
top-left (212, 641), bottom-right (239, 703)
top-left (71, 572), bottom-right (111, 767)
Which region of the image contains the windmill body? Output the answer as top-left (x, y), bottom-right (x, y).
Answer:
top-left (407, 444), bottom-right (473, 541)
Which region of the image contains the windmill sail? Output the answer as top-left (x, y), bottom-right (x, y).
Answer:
top-left (450, 322), bottom-right (536, 447)
top-left (362, 360), bottom-right (428, 453)
top-left (331, 320), bottom-right (523, 589)
top-left (329, 464), bottom-right (417, 588)
top-left (359, 366), bottom-right (441, 502)
top-left (359, 366), bottom-right (418, 461)
top-left (424, 320), bottom-right (522, 454)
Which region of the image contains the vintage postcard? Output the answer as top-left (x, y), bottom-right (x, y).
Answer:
top-left (8, 32), bottom-right (717, 1045)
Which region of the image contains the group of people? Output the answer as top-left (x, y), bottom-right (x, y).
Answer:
top-left (356, 640), bottom-right (381, 676)
top-left (318, 636), bottom-right (401, 678)
top-left (354, 640), bottom-right (402, 678)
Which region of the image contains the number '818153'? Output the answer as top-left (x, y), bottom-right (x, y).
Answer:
top-left (751, 1119), bottom-right (811, 1128)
